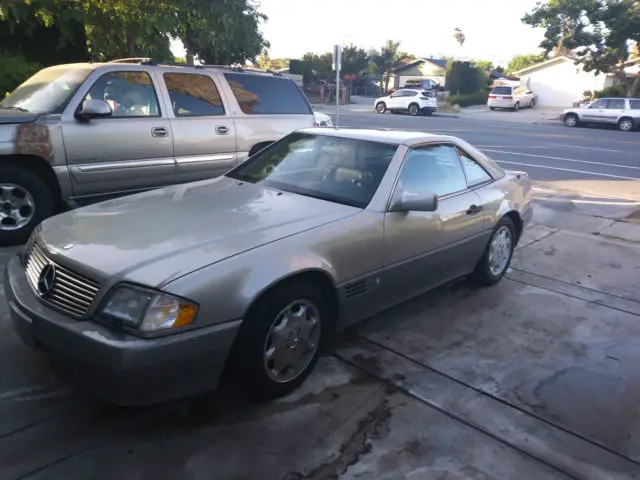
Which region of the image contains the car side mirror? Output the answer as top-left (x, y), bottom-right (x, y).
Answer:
top-left (76, 99), bottom-right (112, 121)
top-left (389, 188), bottom-right (438, 212)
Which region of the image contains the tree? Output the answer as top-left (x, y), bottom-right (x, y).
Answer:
top-left (522, 0), bottom-right (640, 95)
top-left (370, 40), bottom-right (401, 92)
top-left (301, 52), bottom-right (333, 80)
top-left (445, 61), bottom-right (485, 95)
top-left (340, 44), bottom-right (369, 76)
top-left (506, 53), bottom-right (546, 74)
top-left (453, 28), bottom-right (465, 47)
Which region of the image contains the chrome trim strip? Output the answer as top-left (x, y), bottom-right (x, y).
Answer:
top-left (76, 158), bottom-right (175, 172)
top-left (175, 153), bottom-right (235, 165)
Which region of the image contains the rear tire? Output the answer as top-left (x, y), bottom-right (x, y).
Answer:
top-left (489, 107), bottom-right (496, 111)
top-left (618, 117), bottom-right (635, 132)
top-left (225, 283), bottom-right (328, 400)
top-left (472, 216), bottom-right (515, 286)
top-left (0, 165), bottom-right (53, 247)
top-left (512, 102), bottom-right (520, 112)
top-left (408, 103), bottom-right (420, 116)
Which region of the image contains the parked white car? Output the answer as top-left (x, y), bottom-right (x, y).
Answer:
top-left (487, 86), bottom-right (536, 111)
top-left (374, 89), bottom-right (437, 116)
top-left (313, 111), bottom-right (333, 127)
top-left (563, 97), bottom-right (640, 132)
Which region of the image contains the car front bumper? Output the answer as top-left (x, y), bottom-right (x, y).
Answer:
top-left (4, 255), bottom-right (242, 406)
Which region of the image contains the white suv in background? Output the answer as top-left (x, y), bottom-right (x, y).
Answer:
top-left (487, 85), bottom-right (535, 111)
top-left (563, 97), bottom-right (640, 131)
top-left (374, 89), bottom-right (437, 116)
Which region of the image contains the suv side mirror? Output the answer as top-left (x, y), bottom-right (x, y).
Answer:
top-left (76, 99), bottom-right (112, 121)
top-left (389, 188), bottom-right (438, 212)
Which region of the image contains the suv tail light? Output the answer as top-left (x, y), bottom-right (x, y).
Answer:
top-left (488, 95), bottom-right (496, 99)
top-left (419, 96), bottom-right (432, 101)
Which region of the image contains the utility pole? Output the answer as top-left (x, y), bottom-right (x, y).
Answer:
top-left (333, 44), bottom-right (342, 128)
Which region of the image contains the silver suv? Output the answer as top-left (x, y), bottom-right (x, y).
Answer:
top-left (0, 59), bottom-right (315, 245)
top-left (563, 97), bottom-right (640, 131)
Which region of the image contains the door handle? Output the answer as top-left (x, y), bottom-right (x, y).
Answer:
top-left (216, 125), bottom-right (230, 135)
top-left (466, 204), bottom-right (483, 215)
top-left (151, 127), bottom-right (168, 138)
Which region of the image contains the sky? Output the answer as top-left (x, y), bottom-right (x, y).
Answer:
top-left (172, 0), bottom-right (547, 67)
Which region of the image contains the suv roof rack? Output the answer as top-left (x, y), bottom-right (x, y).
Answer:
top-left (107, 57), bottom-right (153, 64)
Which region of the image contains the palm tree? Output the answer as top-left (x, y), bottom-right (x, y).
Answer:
top-left (453, 28), bottom-right (465, 47)
top-left (371, 40), bottom-right (401, 94)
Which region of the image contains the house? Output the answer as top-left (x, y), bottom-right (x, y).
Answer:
top-left (514, 55), bottom-right (625, 107)
top-left (387, 58), bottom-right (447, 90)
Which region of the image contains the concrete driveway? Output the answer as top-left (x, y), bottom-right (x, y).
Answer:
top-left (2, 200), bottom-right (640, 479)
top-left (462, 105), bottom-right (565, 124)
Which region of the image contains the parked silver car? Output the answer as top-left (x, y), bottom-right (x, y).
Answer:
top-left (0, 59), bottom-right (314, 245)
top-left (5, 128), bottom-right (532, 405)
top-left (563, 97), bottom-right (640, 131)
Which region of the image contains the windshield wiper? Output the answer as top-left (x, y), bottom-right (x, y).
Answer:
top-left (0, 105), bottom-right (29, 112)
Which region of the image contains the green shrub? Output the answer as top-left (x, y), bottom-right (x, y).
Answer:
top-left (0, 53), bottom-right (42, 99)
top-left (594, 85), bottom-right (626, 98)
top-left (447, 90), bottom-right (489, 107)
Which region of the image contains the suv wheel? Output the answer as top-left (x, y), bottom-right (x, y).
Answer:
top-left (0, 165), bottom-right (53, 246)
top-left (225, 283), bottom-right (327, 399)
top-left (564, 113), bottom-right (579, 128)
top-left (376, 102), bottom-right (386, 114)
top-left (408, 103), bottom-right (420, 116)
top-left (512, 102), bottom-right (520, 112)
top-left (618, 117), bottom-right (635, 132)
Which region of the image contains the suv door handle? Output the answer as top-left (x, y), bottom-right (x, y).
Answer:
top-left (466, 204), bottom-right (483, 215)
top-left (216, 126), bottom-right (230, 135)
top-left (151, 127), bottom-right (168, 137)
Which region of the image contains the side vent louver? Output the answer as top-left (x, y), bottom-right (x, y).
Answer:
top-left (345, 280), bottom-right (368, 298)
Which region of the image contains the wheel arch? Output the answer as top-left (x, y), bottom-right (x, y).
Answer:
top-left (0, 154), bottom-right (64, 211)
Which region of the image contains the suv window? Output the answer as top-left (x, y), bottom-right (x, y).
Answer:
top-left (630, 99), bottom-right (640, 110)
top-left (589, 99), bottom-right (609, 109)
top-left (491, 86), bottom-right (512, 95)
top-left (607, 98), bottom-right (626, 109)
top-left (456, 147), bottom-right (491, 186)
top-left (224, 73), bottom-right (312, 115)
top-left (398, 144), bottom-right (468, 197)
top-left (84, 71), bottom-right (160, 117)
top-left (163, 73), bottom-right (225, 117)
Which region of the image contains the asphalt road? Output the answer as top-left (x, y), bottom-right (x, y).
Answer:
top-left (331, 111), bottom-right (640, 201)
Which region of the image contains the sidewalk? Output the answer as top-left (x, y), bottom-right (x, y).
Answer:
top-left (462, 105), bottom-right (564, 124)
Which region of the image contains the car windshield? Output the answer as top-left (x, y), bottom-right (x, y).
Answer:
top-left (0, 66), bottom-right (92, 114)
top-left (226, 132), bottom-right (398, 208)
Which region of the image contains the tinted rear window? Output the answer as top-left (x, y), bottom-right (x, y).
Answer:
top-left (224, 73), bottom-right (312, 115)
top-left (421, 90), bottom-right (435, 97)
top-left (630, 99), bottom-right (640, 110)
top-left (491, 86), bottom-right (512, 95)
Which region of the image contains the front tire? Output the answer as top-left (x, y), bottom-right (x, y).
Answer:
top-left (376, 102), bottom-right (387, 114)
top-left (472, 216), bottom-right (515, 286)
top-left (225, 283), bottom-right (327, 399)
top-left (0, 165), bottom-right (53, 247)
top-left (564, 113), bottom-right (579, 128)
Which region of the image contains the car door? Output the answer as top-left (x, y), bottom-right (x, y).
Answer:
top-left (582, 98), bottom-right (610, 123)
top-left (382, 143), bottom-right (486, 306)
top-left (603, 98), bottom-right (626, 124)
top-left (62, 69), bottom-right (175, 199)
top-left (158, 71), bottom-right (238, 183)
top-left (387, 90), bottom-right (407, 109)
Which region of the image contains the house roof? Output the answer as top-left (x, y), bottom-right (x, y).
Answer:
top-left (513, 55), bottom-right (577, 76)
top-left (392, 58), bottom-right (447, 73)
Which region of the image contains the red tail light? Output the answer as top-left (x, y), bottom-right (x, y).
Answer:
top-left (488, 95), bottom-right (496, 99)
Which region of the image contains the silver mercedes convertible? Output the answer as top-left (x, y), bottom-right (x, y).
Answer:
top-left (5, 128), bottom-right (532, 405)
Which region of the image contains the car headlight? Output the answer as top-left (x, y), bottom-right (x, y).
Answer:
top-left (100, 285), bottom-right (198, 332)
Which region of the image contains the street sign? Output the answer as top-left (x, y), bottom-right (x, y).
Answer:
top-left (332, 44), bottom-right (342, 71)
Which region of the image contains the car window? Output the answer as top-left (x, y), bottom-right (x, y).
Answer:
top-left (456, 147), bottom-right (492, 187)
top-left (84, 71), bottom-right (160, 117)
top-left (491, 86), bottom-right (512, 95)
top-left (630, 99), bottom-right (640, 110)
top-left (1, 66), bottom-right (93, 114)
top-left (589, 99), bottom-right (609, 109)
top-left (226, 132), bottom-right (398, 208)
top-left (224, 73), bottom-right (312, 115)
top-left (405, 91), bottom-right (418, 97)
top-left (607, 98), bottom-right (625, 109)
top-left (398, 144), bottom-right (468, 197)
top-left (391, 91), bottom-right (405, 97)
top-left (163, 73), bottom-right (225, 117)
